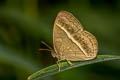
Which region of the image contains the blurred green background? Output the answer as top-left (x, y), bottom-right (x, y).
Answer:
top-left (0, 0), bottom-right (120, 80)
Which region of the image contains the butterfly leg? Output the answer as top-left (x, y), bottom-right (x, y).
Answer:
top-left (56, 60), bottom-right (61, 71)
top-left (66, 60), bottom-right (73, 66)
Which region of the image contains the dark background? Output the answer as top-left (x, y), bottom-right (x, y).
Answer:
top-left (0, 0), bottom-right (120, 80)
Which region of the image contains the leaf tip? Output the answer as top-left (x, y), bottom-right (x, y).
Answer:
top-left (27, 77), bottom-right (30, 80)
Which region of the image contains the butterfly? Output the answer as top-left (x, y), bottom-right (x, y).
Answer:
top-left (40, 11), bottom-right (98, 71)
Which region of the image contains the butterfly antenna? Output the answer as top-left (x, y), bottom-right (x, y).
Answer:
top-left (38, 49), bottom-right (51, 51)
top-left (40, 41), bottom-right (53, 51)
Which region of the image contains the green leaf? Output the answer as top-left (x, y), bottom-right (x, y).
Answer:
top-left (28, 55), bottom-right (120, 80)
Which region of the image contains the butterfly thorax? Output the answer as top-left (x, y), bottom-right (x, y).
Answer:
top-left (51, 49), bottom-right (66, 61)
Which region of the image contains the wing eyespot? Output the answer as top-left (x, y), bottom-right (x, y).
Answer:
top-left (65, 26), bottom-right (74, 34)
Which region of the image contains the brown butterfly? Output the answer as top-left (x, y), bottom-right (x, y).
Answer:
top-left (40, 11), bottom-right (98, 71)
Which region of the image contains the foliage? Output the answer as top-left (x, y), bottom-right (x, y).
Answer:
top-left (0, 0), bottom-right (120, 80)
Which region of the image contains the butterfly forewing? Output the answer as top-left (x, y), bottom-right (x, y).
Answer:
top-left (53, 11), bottom-right (98, 61)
